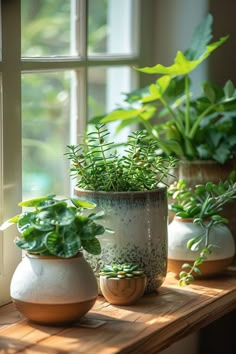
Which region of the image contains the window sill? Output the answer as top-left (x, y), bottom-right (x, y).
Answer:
top-left (1, 267), bottom-right (236, 353)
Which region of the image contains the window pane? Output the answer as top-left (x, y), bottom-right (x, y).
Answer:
top-left (21, 0), bottom-right (72, 57)
top-left (88, 66), bottom-right (137, 140)
top-left (22, 71), bottom-right (73, 199)
top-left (88, 0), bottom-right (137, 56)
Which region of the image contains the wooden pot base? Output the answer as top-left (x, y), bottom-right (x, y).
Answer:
top-left (12, 297), bottom-right (97, 325)
top-left (168, 257), bottom-right (234, 277)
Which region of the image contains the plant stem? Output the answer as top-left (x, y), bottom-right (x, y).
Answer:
top-left (188, 103), bottom-right (216, 139)
top-left (97, 129), bottom-right (116, 191)
top-left (184, 75), bottom-right (191, 135)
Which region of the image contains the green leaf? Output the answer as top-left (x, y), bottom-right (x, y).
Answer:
top-left (19, 195), bottom-right (56, 207)
top-left (179, 271), bottom-right (188, 278)
top-left (185, 14), bottom-right (213, 60)
top-left (45, 231), bottom-right (81, 258)
top-left (181, 263), bottom-right (191, 269)
top-left (193, 267), bottom-right (202, 275)
top-left (101, 108), bottom-right (141, 123)
top-left (204, 84), bottom-right (216, 103)
top-left (224, 80), bottom-right (235, 98)
top-left (136, 36), bottom-right (228, 77)
top-left (71, 198), bottom-right (96, 209)
top-left (82, 237), bottom-right (101, 255)
top-left (142, 76), bottom-right (171, 103)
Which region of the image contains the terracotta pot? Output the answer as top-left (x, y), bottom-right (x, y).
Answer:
top-left (74, 188), bottom-right (168, 293)
top-left (10, 253), bottom-right (98, 325)
top-left (168, 217), bottom-right (235, 277)
top-left (100, 276), bottom-right (147, 305)
top-left (177, 159), bottom-right (235, 186)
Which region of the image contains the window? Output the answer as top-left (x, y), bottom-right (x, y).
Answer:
top-left (0, 0), bottom-right (143, 305)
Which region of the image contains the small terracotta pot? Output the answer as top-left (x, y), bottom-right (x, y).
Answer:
top-left (10, 253), bottom-right (98, 325)
top-left (100, 276), bottom-right (147, 305)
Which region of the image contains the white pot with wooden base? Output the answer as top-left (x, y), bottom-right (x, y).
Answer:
top-left (10, 253), bottom-right (98, 325)
top-left (168, 217), bottom-right (235, 277)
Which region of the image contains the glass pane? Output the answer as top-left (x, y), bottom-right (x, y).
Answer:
top-left (88, 66), bottom-right (137, 141)
top-left (88, 0), bottom-right (137, 56)
top-left (22, 71), bottom-right (73, 199)
top-left (21, 0), bottom-right (72, 57)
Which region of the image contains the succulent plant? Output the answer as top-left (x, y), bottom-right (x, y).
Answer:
top-left (99, 263), bottom-right (145, 279)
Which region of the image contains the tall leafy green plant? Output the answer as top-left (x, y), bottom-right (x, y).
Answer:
top-left (92, 14), bottom-right (236, 164)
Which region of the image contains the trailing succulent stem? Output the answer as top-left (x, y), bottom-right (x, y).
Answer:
top-left (168, 172), bottom-right (236, 286)
top-left (66, 124), bottom-right (177, 192)
top-left (99, 263), bottom-right (145, 279)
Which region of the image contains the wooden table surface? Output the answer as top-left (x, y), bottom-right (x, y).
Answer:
top-left (1, 268), bottom-right (236, 354)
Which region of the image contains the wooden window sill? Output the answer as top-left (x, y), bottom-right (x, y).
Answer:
top-left (1, 268), bottom-right (236, 353)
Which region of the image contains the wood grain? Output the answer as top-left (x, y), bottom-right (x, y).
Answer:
top-left (1, 268), bottom-right (236, 353)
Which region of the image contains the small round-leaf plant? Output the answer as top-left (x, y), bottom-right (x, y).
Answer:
top-left (65, 124), bottom-right (177, 192)
top-left (0, 195), bottom-right (107, 258)
top-left (99, 263), bottom-right (146, 279)
top-left (168, 171), bottom-right (236, 286)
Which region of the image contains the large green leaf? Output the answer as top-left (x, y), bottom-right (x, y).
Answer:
top-left (15, 235), bottom-right (47, 253)
top-left (45, 231), bottom-right (81, 258)
top-left (19, 195), bottom-right (56, 207)
top-left (185, 14), bottom-right (213, 60)
top-left (142, 76), bottom-right (171, 103)
top-left (136, 36), bottom-right (228, 76)
top-left (101, 108), bottom-right (141, 123)
top-left (82, 237), bottom-right (101, 255)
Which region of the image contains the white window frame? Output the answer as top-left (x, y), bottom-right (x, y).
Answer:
top-left (0, 0), bottom-right (145, 305)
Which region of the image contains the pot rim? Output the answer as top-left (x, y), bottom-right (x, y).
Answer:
top-left (173, 216), bottom-right (210, 223)
top-left (26, 252), bottom-right (83, 260)
top-left (100, 275), bottom-right (147, 280)
top-left (74, 187), bottom-right (167, 197)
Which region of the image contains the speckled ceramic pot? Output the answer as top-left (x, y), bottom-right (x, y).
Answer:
top-left (168, 217), bottom-right (235, 276)
top-left (74, 188), bottom-right (168, 293)
top-left (10, 253), bottom-right (98, 325)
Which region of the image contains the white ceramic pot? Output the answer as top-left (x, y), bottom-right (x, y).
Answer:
top-left (168, 217), bottom-right (235, 276)
top-left (74, 188), bottom-right (168, 293)
top-left (10, 253), bottom-right (98, 325)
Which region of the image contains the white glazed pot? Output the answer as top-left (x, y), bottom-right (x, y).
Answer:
top-left (10, 253), bottom-right (98, 325)
top-left (74, 188), bottom-right (168, 293)
top-left (168, 217), bottom-right (235, 276)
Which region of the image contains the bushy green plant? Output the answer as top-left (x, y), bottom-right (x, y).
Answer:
top-left (168, 173), bottom-right (236, 285)
top-left (99, 263), bottom-right (145, 279)
top-left (92, 14), bottom-right (236, 164)
top-left (66, 124), bottom-right (177, 192)
top-left (1, 195), bottom-right (106, 258)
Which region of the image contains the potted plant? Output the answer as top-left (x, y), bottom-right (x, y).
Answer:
top-left (167, 174), bottom-right (236, 286)
top-left (66, 124), bottom-right (177, 293)
top-left (92, 14), bottom-right (236, 169)
top-left (91, 14), bottom-right (236, 234)
top-left (99, 263), bottom-right (146, 305)
top-left (0, 195), bottom-right (106, 325)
